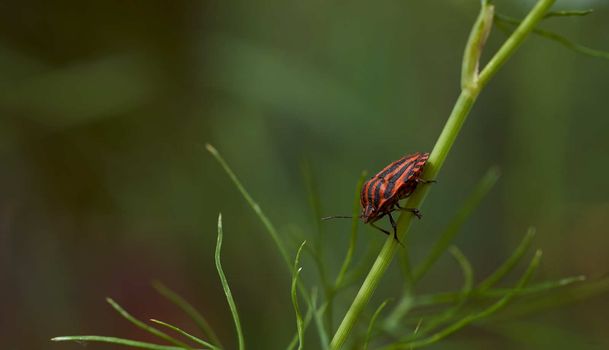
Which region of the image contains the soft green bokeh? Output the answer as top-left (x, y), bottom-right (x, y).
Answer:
top-left (1, 1), bottom-right (608, 349)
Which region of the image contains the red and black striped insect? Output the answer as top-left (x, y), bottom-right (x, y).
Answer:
top-left (324, 152), bottom-right (432, 241)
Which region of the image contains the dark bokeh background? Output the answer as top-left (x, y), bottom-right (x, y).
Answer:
top-left (1, 0), bottom-right (608, 349)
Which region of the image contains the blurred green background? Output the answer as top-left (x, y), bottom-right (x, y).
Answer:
top-left (1, 0), bottom-right (609, 349)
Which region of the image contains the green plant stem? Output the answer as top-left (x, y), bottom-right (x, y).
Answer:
top-left (326, 172), bottom-right (367, 339)
top-left (329, 0), bottom-right (555, 348)
top-left (478, 0), bottom-right (556, 89)
top-left (330, 86), bottom-right (478, 350)
top-left (216, 214), bottom-right (245, 350)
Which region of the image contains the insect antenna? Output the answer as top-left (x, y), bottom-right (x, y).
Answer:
top-left (321, 215), bottom-right (353, 220)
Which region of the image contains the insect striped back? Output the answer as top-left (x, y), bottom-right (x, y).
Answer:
top-left (322, 151), bottom-right (431, 241)
top-left (360, 152), bottom-right (429, 223)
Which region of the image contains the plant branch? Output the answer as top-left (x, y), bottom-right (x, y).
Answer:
top-left (329, 0), bottom-right (556, 348)
top-left (478, 0), bottom-right (556, 89)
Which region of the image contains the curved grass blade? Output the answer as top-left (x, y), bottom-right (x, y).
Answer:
top-left (207, 144), bottom-right (311, 309)
top-left (286, 289), bottom-right (316, 350)
top-left (413, 167), bottom-right (500, 283)
top-left (216, 214), bottom-right (245, 350)
top-left (363, 299), bottom-right (391, 350)
top-left (478, 227), bottom-right (535, 291)
top-left (150, 319), bottom-right (220, 350)
top-left (106, 298), bottom-right (192, 350)
top-left (451, 246), bottom-right (474, 298)
top-left (152, 281), bottom-right (222, 348)
top-left (206, 144), bottom-right (291, 269)
top-left (392, 250), bottom-right (543, 349)
top-left (51, 336), bottom-right (193, 350)
top-left (291, 241), bottom-right (307, 350)
top-left (495, 13), bottom-right (609, 60)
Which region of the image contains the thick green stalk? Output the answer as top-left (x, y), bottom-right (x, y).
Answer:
top-left (329, 0), bottom-right (555, 348)
top-left (329, 77), bottom-right (478, 350)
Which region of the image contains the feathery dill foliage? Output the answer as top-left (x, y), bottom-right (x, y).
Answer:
top-left (53, 1), bottom-right (609, 349)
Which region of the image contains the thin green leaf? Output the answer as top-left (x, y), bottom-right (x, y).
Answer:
top-left (334, 170), bottom-right (367, 289)
top-left (495, 275), bottom-right (609, 320)
top-left (149, 319), bottom-right (220, 350)
top-left (495, 13), bottom-right (609, 60)
top-left (206, 144), bottom-right (291, 269)
top-left (106, 298), bottom-right (192, 350)
top-left (413, 167), bottom-right (500, 283)
top-left (363, 299), bottom-right (391, 350)
top-left (215, 214), bottom-right (245, 350)
top-left (207, 144), bottom-right (311, 319)
top-left (543, 9), bottom-right (593, 19)
top-left (478, 227), bottom-right (536, 291)
top-left (291, 241), bottom-right (307, 350)
top-left (51, 336), bottom-right (193, 350)
top-left (286, 289), bottom-right (316, 350)
top-left (413, 274), bottom-right (586, 307)
top-left (152, 281), bottom-right (223, 348)
top-left (381, 292), bottom-right (414, 336)
top-left (532, 26), bottom-right (609, 60)
top-left (394, 250), bottom-right (543, 349)
top-left (483, 275), bottom-right (586, 297)
top-left (413, 247), bottom-right (474, 336)
top-left (450, 246), bottom-right (474, 299)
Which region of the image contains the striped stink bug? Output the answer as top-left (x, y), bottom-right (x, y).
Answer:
top-left (324, 152), bottom-right (431, 241)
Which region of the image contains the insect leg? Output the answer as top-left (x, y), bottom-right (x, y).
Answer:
top-left (395, 204), bottom-right (423, 219)
top-left (370, 222), bottom-right (391, 236)
top-left (415, 178), bottom-right (436, 184)
top-left (383, 213), bottom-right (404, 246)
